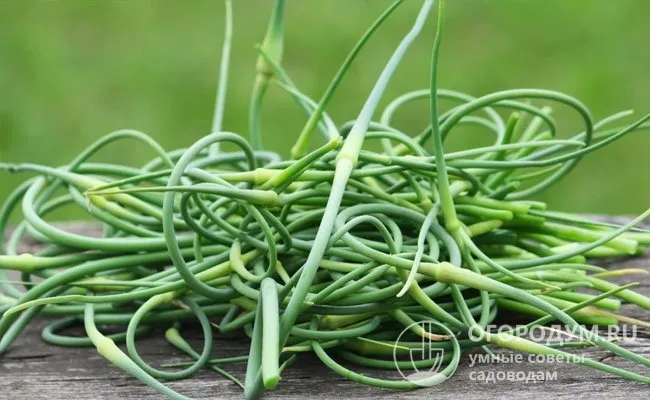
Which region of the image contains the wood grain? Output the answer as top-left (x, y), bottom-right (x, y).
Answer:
top-left (2, 219), bottom-right (650, 400)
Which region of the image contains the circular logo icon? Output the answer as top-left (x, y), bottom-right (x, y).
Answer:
top-left (393, 320), bottom-right (459, 386)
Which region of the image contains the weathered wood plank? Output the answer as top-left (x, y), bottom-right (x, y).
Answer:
top-left (2, 220), bottom-right (650, 399)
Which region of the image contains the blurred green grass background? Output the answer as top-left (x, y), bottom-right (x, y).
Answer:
top-left (0, 0), bottom-right (648, 218)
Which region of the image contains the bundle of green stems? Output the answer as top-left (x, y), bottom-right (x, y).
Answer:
top-left (2, 1), bottom-right (650, 398)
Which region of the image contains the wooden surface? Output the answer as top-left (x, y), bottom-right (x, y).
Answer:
top-left (2, 218), bottom-right (650, 400)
